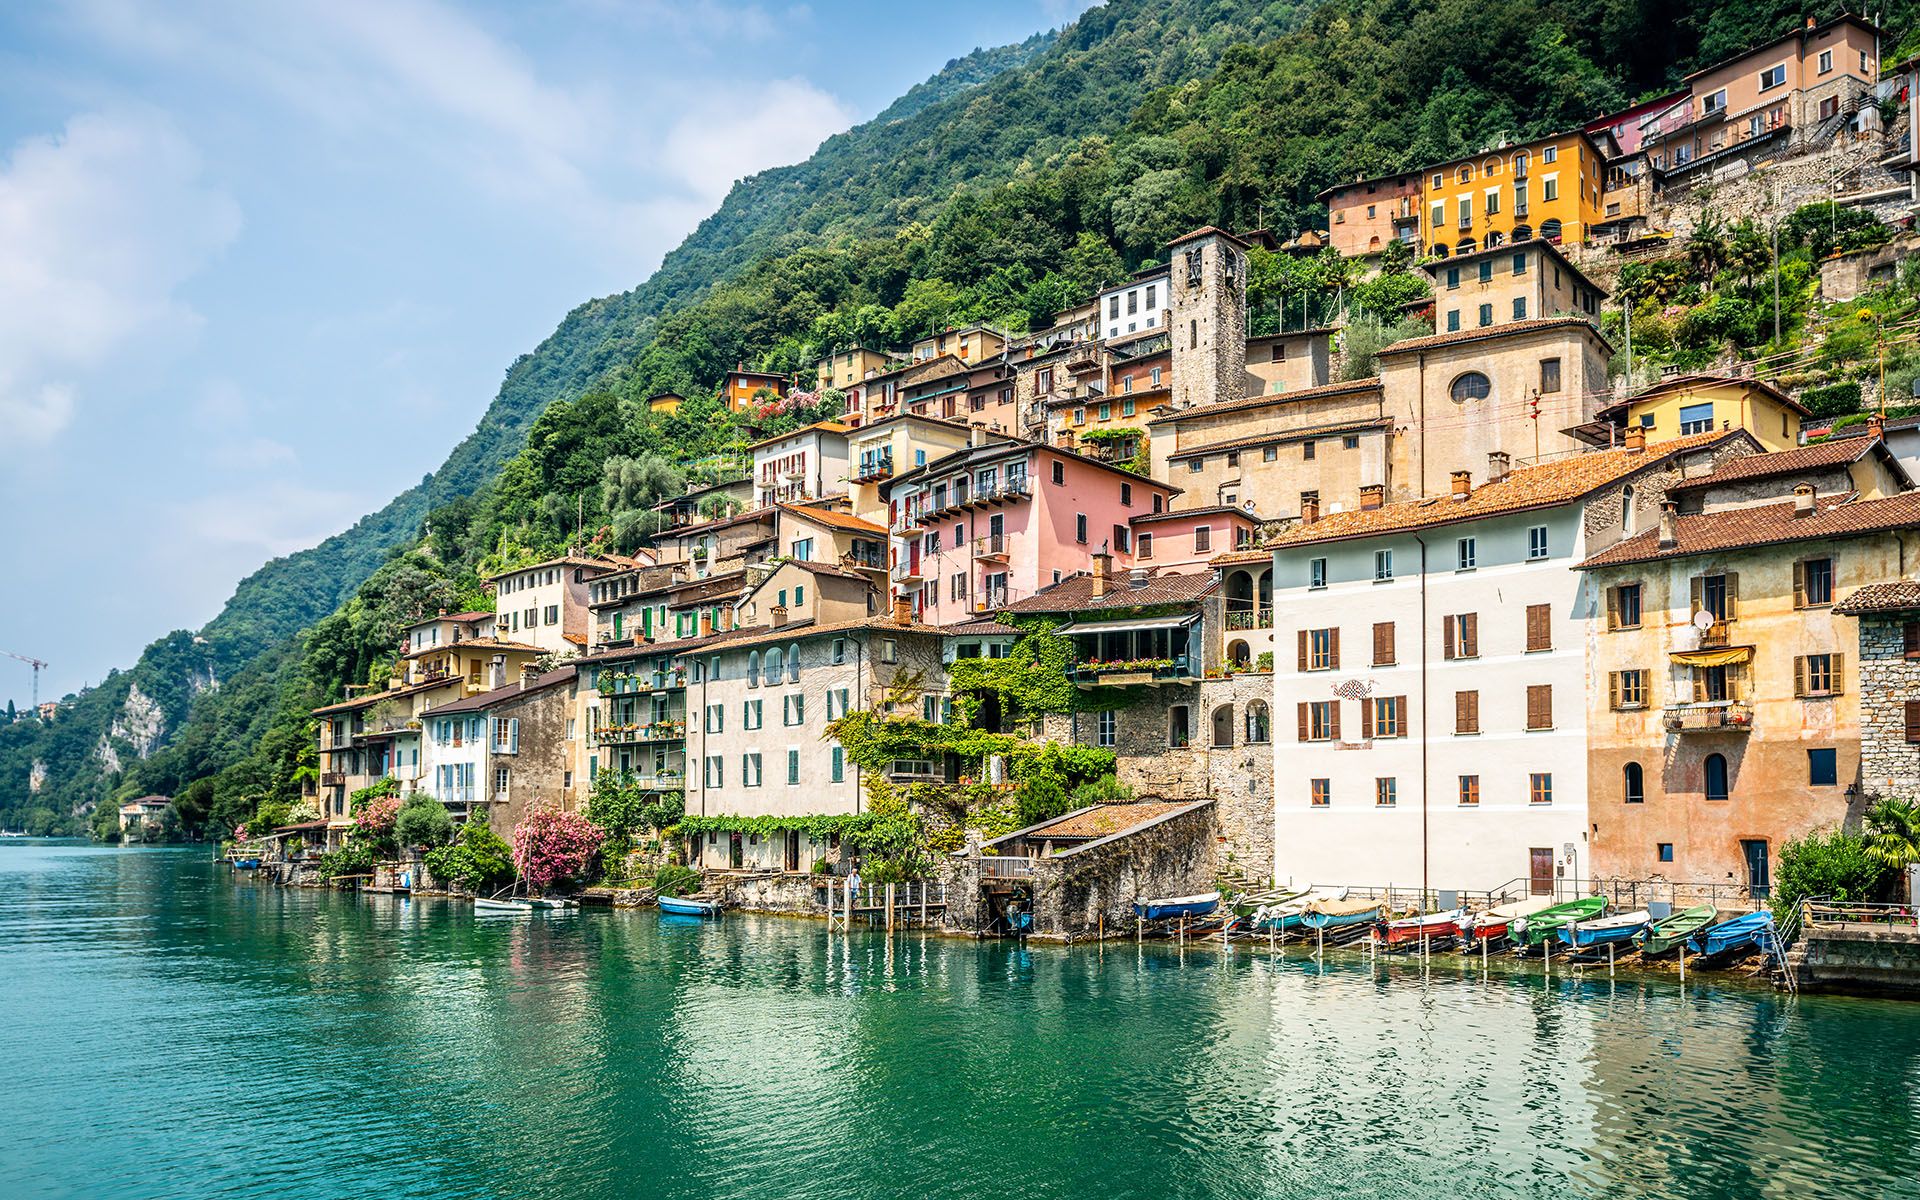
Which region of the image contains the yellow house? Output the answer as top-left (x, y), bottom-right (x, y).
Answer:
top-left (909, 324), bottom-right (1009, 365)
top-left (646, 392), bottom-right (685, 415)
top-left (816, 346), bottom-right (901, 390)
top-left (1422, 130), bottom-right (1607, 257)
top-left (1593, 374), bottom-right (1809, 451)
top-left (722, 368), bottom-right (789, 412)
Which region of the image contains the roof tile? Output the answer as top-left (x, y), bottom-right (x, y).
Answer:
top-left (1582, 492), bottom-right (1920, 568)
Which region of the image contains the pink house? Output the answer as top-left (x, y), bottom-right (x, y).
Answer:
top-left (882, 435), bottom-right (1178, 623)
top-left (1127, 505), bottom-right (1260, 574)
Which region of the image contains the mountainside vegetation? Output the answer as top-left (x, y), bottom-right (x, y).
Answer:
top-left (5, 0), bottom-right (1915, 836)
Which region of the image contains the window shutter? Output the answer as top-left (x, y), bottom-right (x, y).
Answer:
top-left (1605, 587), bottom-right (1618, 631)
top-left (1328, 701), bottom-right (1340, 740)
top-left (1374, 621), bottom-right (1394, 666)
top-left (1792, 561), bottom-right (1806, 609)
top-left (1830, 652), bottom-right (1845, 693)
top-left (1297, 630), bottom-right (1309, 672)
top-left (1792, 656), bottom-right (1806, 697)
top-left (1328, 627), bottom-right (1341, 669)
top-left (1905, 700), bottom-right (1920, 743)
top-left (1456, 690), bottom-right (1477, 734)
top-left (1394, 697), bottom-right (1407, 736)
top-left (1724, 571), bottom-right (1740, 620)
top-left (1360, 700), bottom-right (1374, 739)
top-left (1906, 623), bottom-right (1920, 660)
top-left (1528, 684), bottom-right (1551, 730)
top-left (1526, 604), bottom-right (1550, 651)
top-left (1608, 672), bottom-right (1620, 710)
top-left (1692, 668), bottom-right (1707, 703)
top-left (1689, 575), bottom-right (1704, 619)
top-left (1297, 702), bottom-right (1310, 742)
top-left (1443, 614), bottom-right (1456, 660)
top-left (1462, 613), bottom-right (1479, 658)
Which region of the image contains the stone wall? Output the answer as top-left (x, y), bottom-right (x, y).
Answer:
top-left (1169, 233), bottom-right (1248, 412)
top-left (1796, 924), bottom-right (1920, 999)
top-left (1857, 613), bottom-right (1920, 799)
top-left (1200, 673), bottom-right (1276, 882)
top-left (712, 870), bottom-right (833, 915)
top-left (1820, 237), bottom-right (1918, 304)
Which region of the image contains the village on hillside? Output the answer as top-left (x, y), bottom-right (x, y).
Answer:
top-left (224, 17), bottom-right (1920, 941)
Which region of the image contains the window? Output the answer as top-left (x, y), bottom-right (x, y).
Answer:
top-left (742, 753), bottom-right (763, 788)
top-left (1539, 357), bottom-right (1561, 393)
top-left (1455, 690), bottom-right (1479, 734)
top-left (1478, 259), bottom-right (1493, 282)
top-left (1097, 710), bottom-right (1117, 748)
top-left (704, 756), bottom-right (724, 788)
top-left (1624, 762), bottom-right (1645, 804)
top-left (1759, 64), bottom-right (1785, 90)
top-left (1343, 435), bottom-right (1359, 450)
top-left (1098, 403), bottom-right (1111, 421)
top-left (1075, 514), bottom-right (1088, 544)
top-left (1456, 537), bottom-right (1476, 570)
top-left (1458, 775), bottom-right (1480, 806)
top-left (1300, 701), bottom-right (1339, 741)
top-left (1678, 401), bottom-right (1714, 434)
top-left (1450, 372), bottom-right (1491, 402)
top-left (1608, 582), bottom-right (1643, 630)
top-left (1262, 445), bottom-right (1277, 462)
top-left (1445, 266), bottom-right (1461, 290)
top-left (1529, 773), bottom-right (1553, 805)
top-left (1372, 621), bottom-right (1396, 667)
top-left (1365, 696), bottom-right (1404, 738)
top-left (1705, 753), bottom-right (1729, 801)
top-left (787, 749), bottom-right (801, 786)
top-left (1301, 628), bottom-right (1338, 671)
top-left (1303, 441), bottom-right (1316, 461)
top-left (1188, 458), bottom-right (1204, 473)
top-left (1446, 310), bottom-right (1461, 333)
top-left (1245, 701), bottom-right (1270, 744)
top-left (1525, 603), bottom-right (1552, 651)
top-left (1542, 177), bottom-right (1558, 202)
top-left (1907, 700), bottom-right (1920, 745)
top-left (831, 638), bottom-right (847, 665)
top-left (1120, 482), bottom-right (1132, 507)
top-left (1527, 525), bottom-right (1549, 560)
top-left (1795, 558), bottom-right (1834, 608)
top-left (1703, 88), bottom-right (1727, 114)
top-left (1150, 366), bottom-right (1162, 387)
top-left (1526, 684), bottom-right (1553, 731)
top-left (705, 703), bottom-right (723, 734)
top-left (1376, 778), bottom-right (1397, 807)
top-left (1658, 843), bottom-right (1674, 863)
top-left (1796, 654), bottom-right (1841, 697)
top-left (1442, 613), bottom-right (1479, 659)
top-left (880, 639), bottom-right (898, 664)
top-left (1050, 460), bottom-right (1065, 485)
top-left (1478, 304), bottom-right (1493, 328)
top-left (1168, 705), bottom-right (1190, 748)
top-left (744, 698), bottom-right (763, 730)
top-left (1310, 778), bottom-right (1331, 808)
top-left (1611, 670), bottom-right (1648, 710)
top-left (1513, 297), bottom-right (1528, 320)
top-left (1512, 251), bottom-right (1527, 275)
top-left (1692, 572), bottom-right (1738, 625)
top-left (1309, 558), bottom-right (1327, 589)
top-left (1138, 534), bottom-right (1153, 560)
top-left (1374, 549), bottom-right (1394, 580)
top-left (1195, 526), bottom-right (1213, 553)
top-left (784, 694), bottom-right (806, 725)
top-left (826, 687), bottom-right (850, 720)
top-left (831, 747), bottom-right (844, 783)
top-left (544, 604), bottom-right (559, 626)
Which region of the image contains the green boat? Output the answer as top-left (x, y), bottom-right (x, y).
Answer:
top-left (1635, 905), bottom-right (1718, 957)
top-left (1512, 896), bottom-right (1608, 947)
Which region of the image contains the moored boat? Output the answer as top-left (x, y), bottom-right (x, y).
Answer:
top-left (1557, 909), bottom-right (1651, 949)
top-left (474, 896), bottom-right (536, 914)
top-left (1248, 887), bottom-right (1347, 931)
top-left (1133, 892), bottom-right (1221, 921)
top-left (1298, 897), bottom-right (1385, 932)
top-left (1512, 896), bottom-right (1608, 948)
top-left (1372, 908), bottom-right (1466, 948)
top-left (1462, 895), bottom-right (1558, 945)
top-left (1635, 905), bottom-right (1718, 957)
top-left (658, 895), bottom-right (722, 918)
top-left (1231, 887), bottom-right (1311, 920)
top-left (1688, 911), bottom-right (1775, 958)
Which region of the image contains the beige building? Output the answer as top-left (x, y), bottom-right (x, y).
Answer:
top-left (845, 414), bottom-right (979, 523)
top-left (1319, 171), bottom-right (1424, 257)
top-left (490, 555), bottom-right (622, 654)
top-left (1426, 240), bottom-right (1605, 335)
top-left (816, 345), bottom-right (903, 391)
top-left (910, 324), bottom-right (1008, 366)
top-left (1243, 329), bottom-right (1333, 397)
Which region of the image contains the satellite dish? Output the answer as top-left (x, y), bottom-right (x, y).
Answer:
top-left (1692, 610), bottom-right (1716, 631)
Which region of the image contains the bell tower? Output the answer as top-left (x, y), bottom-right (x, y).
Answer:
top-left (1167, 226), bottom-right (1250, 412)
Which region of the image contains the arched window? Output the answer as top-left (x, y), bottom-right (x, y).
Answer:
top-left (1450, 372), bottom-right (1492, 403)
top-left (1485, 229), bottom-right (1505, 248)
top-left (1430, 243), bottom-right (1450, 259)
top-left (1511, 223), bottom-right (1533, 243)
top-left (1621, 485), bottom-right (1635, 535)
top-left (787, 643), bottom-right (801, 682)
top-left (1482, 157), bottom-right (1501, 177)
top-left (1513, 150), bottom-right (1530, 174)
top-left (1457, 165), bottom-right (1471, 183)
top-left (1704, 754), bottom-right (1729, 802)
top-left (746, 650), bottom-right (759, 687)
top-left (1212, 705), bottom-right (1235, 748)
top-left (1623, 762), bottom-right (1645, 804)
top-left (1455, 237), bottom-right (1477, 255)
top-left (763, 646), bottom-right (783, 686)
top-left (1368, 235), bottom-right (1381, 250)
top-left (1227, 640), bottom-right (1251, 669)
top-left (1541, 217), bottom-right (1564, 243)
top-left (1246, 701), bottom-right (1271, 744)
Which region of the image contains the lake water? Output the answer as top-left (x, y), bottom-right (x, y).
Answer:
top-left (4, 842), bottom-right (1920, 1200)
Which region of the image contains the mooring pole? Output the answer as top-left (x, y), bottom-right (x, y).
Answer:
top-left (1608, 940), bottom-right (1616, 977)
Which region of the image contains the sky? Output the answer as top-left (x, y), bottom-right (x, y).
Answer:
top-left (0, 0), bottom-right (1095, 708)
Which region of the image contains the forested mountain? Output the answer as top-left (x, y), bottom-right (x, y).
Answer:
top-left (4, 0), bottom-right (1914, 834)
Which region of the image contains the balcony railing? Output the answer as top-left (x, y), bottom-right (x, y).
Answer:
top-left (1224, 608), bottom-right (1273, 631)
top-left (980, 855), bottom-right (1037, 879)
top-left (1663, 701), bottom-right (1753, 733)
top-left (891, 560), bottom-right (924, 583)
top-left (1071, 656), bottom-right (1196, 685)
top-left (852, 455), bottom-right (893, 483)
top-left (594, 720), bottom-right (687, 746)
top-left (974, 534), bottom-right (1009, 558)
top-left (320, 773), bottom-right (346, 788)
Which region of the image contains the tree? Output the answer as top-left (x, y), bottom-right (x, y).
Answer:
top-left (1864, 798), bottom-right (1920, 873)
top-left (424, 819), bottom-right (515, 892)
top-left (512, 808), bottom-right (604, 892)
top-left (394, 793), bottom-right (454, 848)
top-left (1687, 210), bottom-right (1729, 286)
top-left (1774, 827), bottom-right (1888, 917)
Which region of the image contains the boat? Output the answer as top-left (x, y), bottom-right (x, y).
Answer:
top-left (1133, 892), bottom-right (1221, 921)
top-left (1231, 886), bottom-right (1311, 919)
top-left (1635, 905), bottom-right (1719, 957)
top-left (1461, 896), bottom-right (1559, 945)
top-left (1557, 909), bottom-right (1652, 949)
top-left (658, 895), bottom-right (722, 918)
top-left (1511, 896), bottom-right (1608, 948)
top-left (1248, 887), bottom-right (1347, 931)
top-left (1298, 897), bottom-right (1385, 931)
top-left (1688, 911), bottom-right (1775, 958)
top-left (474, 896), bottom-right (536, 914)
top-left (1372, 908), bottom-right (1466, 948)
top-left (527, 897), bottom-right (577, 910)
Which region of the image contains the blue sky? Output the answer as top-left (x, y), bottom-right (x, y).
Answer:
top-left (0, 0), bottom-right (1091, 706)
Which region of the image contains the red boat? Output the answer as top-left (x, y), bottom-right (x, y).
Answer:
top-left (1371, 908), bottom-right (1466, 948)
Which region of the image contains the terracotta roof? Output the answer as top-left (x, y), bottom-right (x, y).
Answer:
top-left (1600, 372), bottom-right (1810, 418)
top-left (1375, 316), bottom-right (1610, 358)
top-left (406, 610), bottom-right (493, 629)
top-left (1583, 492), bottom-right (1920, 568)
top-left (747, 420), bottom-right (852, 451)
top-left (1131, 504), bottom-right (1261, 526)
top-left (1266, 430), bottom-right (1745, 549)
top-left (483, 554), bottom-right (621, 582)
top-left (424, 666), bottom-right (577, 716)
top-left (1001, 569), bottom-right (1217, 615)
top-left (1667, 437), bottom-right (1910, 491)
top-left (1166, 417), bottom-right (1392, 461)
top-left (1166, 226), bottom-right (1249, 248)
top-left (403, 636), bottom-right (539, 660)
top-left (692, 615), bottom-right (944, 656)
top-left (313, 676), bottom-right (455, 716)
top-left (941, 619), bottom-right (1021, 637)
top-left (1145, 378), bottom-right (1383, 427)
top-left (777, 504), bottom-right (887, 534)
top-left (1210, 547), bottom-right (1272, 566)
top-left (1027, 801), bottom-right (1191, 840)
top-left (1835, 580), bottom-right (1920, 615)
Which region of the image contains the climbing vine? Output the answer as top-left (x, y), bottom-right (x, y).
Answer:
top-left (945, 615), bottom-right (1138, 722)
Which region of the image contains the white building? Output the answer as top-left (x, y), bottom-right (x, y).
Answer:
top-left (490, 555), bottom-right (622, 654)
top-left (750, 421), bottom-right (852, 507)
top-left (1266, 433), bottom-right (1735, 895)
top-left (1095, 267), bottom-right (1169, 342)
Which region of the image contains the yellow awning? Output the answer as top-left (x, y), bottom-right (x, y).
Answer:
top-left (1669, 646), bottom-right (1753, 668)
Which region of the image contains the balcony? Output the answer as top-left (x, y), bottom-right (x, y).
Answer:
top-left (1663, 701), bottom-right (1753, 734)
top-left (974, 534), bottom-right (1009, 559)
top-left (1224, 608), bottom-right (1273, 631)
top-left (852, 454), bottom-right (893, 483)
top-left (1457, 215), bottom-right (1473, 231)
top-left (599, 668), bottom-right (686, 695)
top-left (891, 559), bottom-right (924, 583)
top-left (594, 720), bottom-right (687, 746)
top-left (320, 773), bottom-right (346, 788)
top-left (841, 550), bottom-right (886, 573)
top-left (1071, 655), bottom-right (1197, 686)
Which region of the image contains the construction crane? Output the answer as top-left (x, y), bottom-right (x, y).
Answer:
top-left (3, 650), bottom-right (49, 711)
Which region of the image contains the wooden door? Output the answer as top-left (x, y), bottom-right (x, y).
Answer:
top-left (1529, 848), bottom-right (1555, 895)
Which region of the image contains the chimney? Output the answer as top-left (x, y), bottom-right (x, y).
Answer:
top-left (437, 607), bottom-right (448, 617)
top-left (1487, 451), bottom-right (1511, 482)
top-left (1869, 413), bottom-right (1885, 440)
top-left (1793, 482), bottom-right (1817, 517)
top-left (1301, 493), bottom-right (1321, 524)
top-left (1658, 501), bottom-right (1678, 549)
top-left (1359, 484), bottom-right (1385, 511)
top-left (1090, 551), bottom-right (1113, 598)
top-left (1624, 425), bottom-right (1646, 452)
top-left (698, 609), bottom-right (714, 637)
top-left (1128, 566), bottom-right (1150, 589)
top-left (970, 425), bottom-right (988, 447)
top-left (519, 665), bottom-right (535, 691)
top-left (892, 596), bottom-right (913, 626)
top-left (489, 655), bottom-right (507, 691)
top-left (1450, 471), bottom-right (1472, 500)
top-left (771, 603), bottom-right (788, 627)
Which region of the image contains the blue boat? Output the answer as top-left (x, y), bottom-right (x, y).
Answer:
top-left (658, 895), bottom-right (721, 918)
top-left (1298, 898), bottom-right (1384, 930)
top-left (1133, 892), bottom-right (1220, 921)
top-left (1556, 909), bottom-right (1650, 949)
top-left (1688, 911), bottom-right (1774, 957)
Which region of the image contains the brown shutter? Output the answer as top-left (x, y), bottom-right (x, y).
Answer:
top-left (1462, 613), bottom-right (1479, 658)
top-left (1689, 575), bottom-right (1704, 619)
top-left (1297, 629), bottom-right (1309, 672)
top-left (1328, 627), bottom-right (1341, 669)
top-left (1297, 702), bottom-right (1310, 742)
top-left (1792, 655), bottom-right (1806, 697)
top-left (1360, 699), bottom-right (1374, 739)
top-left (1830, 651), bottom-right (1845, 694)
top-left (1604, 586), bottom-right (1619, 631)
top-left (1443, 614), bottom-right (1456, 660)
top-left (1607, 671), bottom-right (1620, 710)
top-left (1527, 684), bottom-right (1552, 730)
top-left (1373, 621), bottom-right (1395, 666)
top-left (1905, 622), bottom-right (1920, 660)
top-left (1692, 667), bottom-right (1706, 703)
top-left (1394, 696), bottom-right (1408, 736)
top-left (1724, 571), bottom-right (1740, 621)
top-left (1526, 603), bottom-right (1551, 651)
top-left (1456, 690), bottom-right (1478, 734)
top-left (1328, 701), bottom-right (1340, 740)
top-left (1905, 700), bottom-right (1920, 743)
top-left (1792, 561), bottom-right (1806, 609)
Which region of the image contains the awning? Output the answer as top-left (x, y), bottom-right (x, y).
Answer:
top-left (1058, 614), bottom-right (1197, 637)
top-left (1670, 646), bottom-right (1753, 667)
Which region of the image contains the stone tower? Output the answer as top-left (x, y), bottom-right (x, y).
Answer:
top-left (1167, 226), bottom-right (1250, 412)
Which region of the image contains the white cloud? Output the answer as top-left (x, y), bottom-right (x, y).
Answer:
top-left (0, 110), bottom-right (239, 447)
top-left (658, 79), bottom-right (854, 207)
top-left (168, 482), bottom-right (370, 559)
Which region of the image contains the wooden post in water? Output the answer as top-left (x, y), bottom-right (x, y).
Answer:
top-left (919, 883), bottom-right (927, 928)
top-left (1608, 940), bottom-right (1616, 977)
top-left (885, 882), bottom-right (896, 931)
top-left (1679, 943), bottom-right (1687, 985)
top-left (1316, 924), bottom-right (1324, 960)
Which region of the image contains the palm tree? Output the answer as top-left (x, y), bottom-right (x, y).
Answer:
top-left (1863, 797), bottom-right (1920, 871)
top-left (1687, 211), bottom-right (1729, 288)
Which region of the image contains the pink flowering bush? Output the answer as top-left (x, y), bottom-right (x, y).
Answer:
top-left (513, 808), bottom-right (604, 892)
top-left (354, 795), bottom-right (402, 840)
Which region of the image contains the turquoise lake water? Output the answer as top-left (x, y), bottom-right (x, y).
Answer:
top-left (4, 841), bottom-right (1920, 1200)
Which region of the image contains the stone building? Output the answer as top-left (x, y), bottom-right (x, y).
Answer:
top-left (1167, 227), bottom-right (1249, 414)
top-left (421, 666), bottom-right (583, 837)
top-left (1835, 582), bottom-right (1920, 800)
